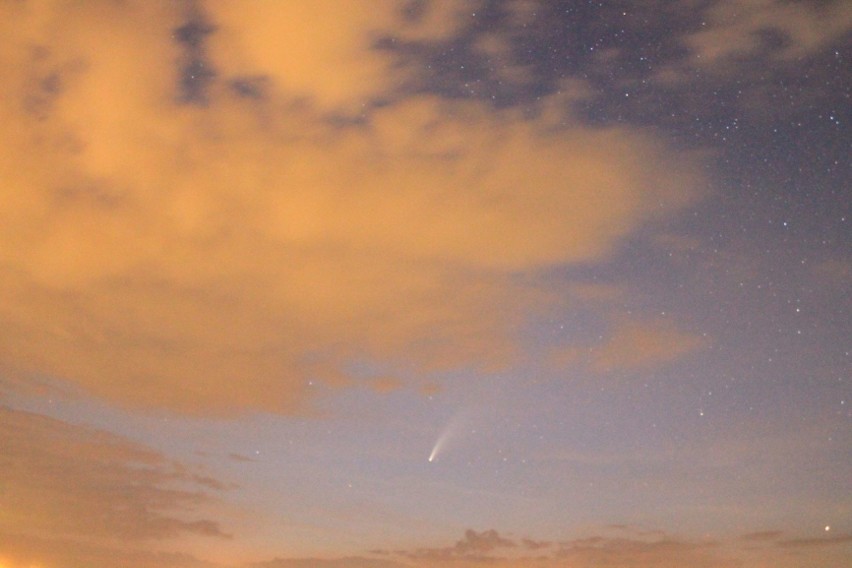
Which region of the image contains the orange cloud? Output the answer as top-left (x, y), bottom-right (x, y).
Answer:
top-left (0, 407), bottom-right (227, 549)
top-left (550, 318), bottom-right (708, 375)
top-left (0, 531), bottom-right (220, 568)
top-left (0, 1), bottom-right (703, 415)
top-left (684, 0), bottom-right (852, 67)
top-left (589, 318), bottom-right (708, 373)
top-left (251, 558), bottom-right (405, 568)
top-left (206, 0), bottom-right (478, 113)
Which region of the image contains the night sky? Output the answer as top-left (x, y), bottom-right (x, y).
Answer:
top-left (0, 1), bottom-right (850, 567)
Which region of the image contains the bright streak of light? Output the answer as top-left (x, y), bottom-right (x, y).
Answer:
top-left (428, 412), bottom-right (467, 462)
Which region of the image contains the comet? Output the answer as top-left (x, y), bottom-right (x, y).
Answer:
top-left (428, 412), bottom-right (466, 463)
top-left (428, 437), bottom-right (444, 462)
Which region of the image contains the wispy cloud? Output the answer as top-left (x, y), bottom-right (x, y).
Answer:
top-left (740, 530), bottom-right (783, 541)
top-left (777, 533), bottom-right (852, 549)
top-left (0, 406), bottom-right (227, 562)
top-left (682, 0), bottom-right (852, 67)
top-left (550, 317), bottom-right (708, 375)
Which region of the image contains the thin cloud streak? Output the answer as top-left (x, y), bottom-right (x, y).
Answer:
top-left (0, 406), bottom-right (228, 545)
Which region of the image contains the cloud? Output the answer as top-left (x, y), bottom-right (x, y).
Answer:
top-left (206, 0), bottom-right (478, 112)
top-left (246, 529), bottom-right (852, 568)
top-left (227, 452), bottom-right (256, 463)
top-left (590, 318), bottom-right (708, 372)
top-left (251, 558), bottom-right (406, 568)
top-left (685, 0), bottom-right (852, 66)
top-left (0, 406), bottom-right (227, 552)
top-left (740, 530), bottom-right (783, 541)
top-left (204, 0), bottom-right (396, 112)
top-left (472, 32), bottom-right (536, 87)
top-left (777, 533), bottom-right (852, 548)
top-left (550, 317), bottom-right (708, 374)
top-left (369, 375), bottom-right (404, 394)
top-left (0, 1), bottom-right (703, 415)
top-left (521, 537), bottom-right (552, 550)
top-left (0, 531), bottom-right (220, 568)
top-left (555, 535), bottom-right (727, 568)
top-left (452, 528), bottom-right (516, 554)
top-left (243, 529), bottom-right (852, 568)
top-left (404, 528), bottom-right (517, 561)
top-left (363, 529), bottom-right (759, 567)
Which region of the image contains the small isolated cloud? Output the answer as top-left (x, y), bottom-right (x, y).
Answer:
top-left (0, 406), bottom-right (228, 548)
top-left (590, 318), bottom-right (708, 372)
top-left (521, 537), bottom-right (552, 550)
top-left (551, 318), bottom-right (708, 375)
top-left (405, 528), bottom-right (516, 561)
top-left (227, 452), bottom-right (256, 463)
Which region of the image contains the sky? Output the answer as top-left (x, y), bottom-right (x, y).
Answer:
top-left (0, 1), bottom-right (849, 567)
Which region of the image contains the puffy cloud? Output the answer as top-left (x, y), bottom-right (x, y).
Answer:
top-left (0, 1), bottom-right (703, 415)
top-left (205, 0), bottom-right (477, 112)
top-left (204, 0), bottom-right (397, 112)
top-left (0, 407), bottom-right (227, 550)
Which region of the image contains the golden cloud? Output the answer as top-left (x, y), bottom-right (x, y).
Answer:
top-left (589, 318), bottom-right (708, 373)
top-left (0, 531), bottom-right (220, 568)
top-left (550, 318), bottom-right (708, 375)
top-left (206, 0), bottom-right (478, 112)
top-left (0, 1), bottom-right (703, 415)
top-left (0, 407), bottom-right (227, 545)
